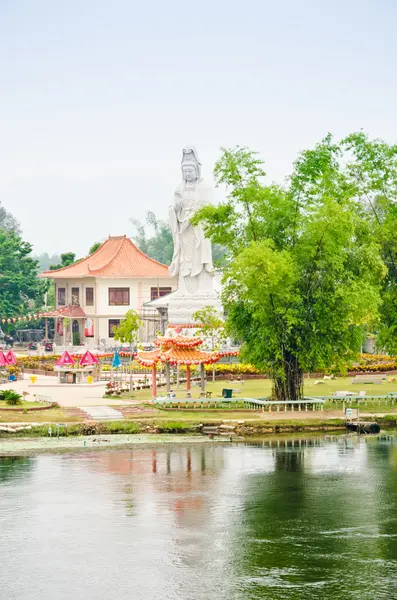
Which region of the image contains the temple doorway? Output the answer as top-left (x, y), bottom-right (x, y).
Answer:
top-left (72, 320), bottom-right (80, 345)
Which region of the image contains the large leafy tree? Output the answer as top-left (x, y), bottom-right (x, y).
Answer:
top-left (340, 133), bottom-right (397, 353)
top-left (193, 139), bottom-right (386, 400)
top-left (0, 230), bottom-right (43, 320)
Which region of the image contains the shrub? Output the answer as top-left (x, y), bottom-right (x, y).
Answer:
top-left (0, 390), bottom-right (23, 405)
top-left (105, 422), bottom-right (140, 434)
top-left (156, 421), bottom-right (197, 433)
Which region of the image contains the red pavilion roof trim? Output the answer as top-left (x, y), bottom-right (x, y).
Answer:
top-left (41, 235), bottom-right (171, 279)
top-left (136, 334), bottom-right (227, 367)
top-left (43, 305), bottom-right (86, 318)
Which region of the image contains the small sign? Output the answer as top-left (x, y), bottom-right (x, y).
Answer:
top-left (345, 408), bottom-right (353, 418)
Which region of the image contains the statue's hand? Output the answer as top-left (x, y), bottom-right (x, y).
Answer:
top-left (174, 192), bottom-right (182, 210)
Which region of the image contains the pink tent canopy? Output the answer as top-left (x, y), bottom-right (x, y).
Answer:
top-left (55, 351), bottom-right (75, 366)
top-left (0, 352), bottom-right (7, 367)
top-left (79, 350), bottom-right (99, 366)
top-left (5, 350), bottom-right (17, 365)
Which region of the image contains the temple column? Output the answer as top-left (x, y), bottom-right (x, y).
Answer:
top-left (186, 365), bottom-right (191, 398)
top-left (165, 361), bottom-right (171, 394)
top-left (152, 364), bottom-right (157, 399)
top-left (200, 363), bottom-right (206, 398)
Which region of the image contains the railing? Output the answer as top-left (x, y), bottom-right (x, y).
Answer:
top-left (33, 394), bottom-right (53, 404)
top-left (153, 397), bottom-right (325, 411)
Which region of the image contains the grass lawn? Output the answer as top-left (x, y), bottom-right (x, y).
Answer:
top-left (127, 376), bottom-right (397, 400)
top-left (122, 376), bottom-right (397, 414)
top-left (0, 405), bottom-right (80, 423)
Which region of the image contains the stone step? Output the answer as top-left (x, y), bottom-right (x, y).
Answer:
top-left (64, 407), bottom-right (91, 421)
top-left (78, 406), bottom-right (124, 421)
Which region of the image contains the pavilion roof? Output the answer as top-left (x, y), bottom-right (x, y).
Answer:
top-left (43, 305), bottom-right (86, 318)
top-left (153, 335), bottom-right (203, 348)
top-left (41, 235), bottom-right (171, 279)
top-left (136, 334), bottom-right (224, 366)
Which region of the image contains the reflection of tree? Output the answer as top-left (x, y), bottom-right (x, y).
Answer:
top-left (0, 457), bottom-right (32, 482)
top-left (229, 441), bottom-right (395, 599)
top-left (365, 439), bottom-right (397, 565)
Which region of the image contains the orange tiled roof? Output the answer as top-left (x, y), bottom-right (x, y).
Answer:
top-left (41, 236), bottom-right (171, 279)
top-left (136, 334), bottom-right (223, 366)
top-left (43, 305), bottom-right (86, 318)
top-left (154, 335), bottom-right (203, 348)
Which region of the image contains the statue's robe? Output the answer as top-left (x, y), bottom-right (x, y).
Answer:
top-left (169, 178), bottom-right (213, 294)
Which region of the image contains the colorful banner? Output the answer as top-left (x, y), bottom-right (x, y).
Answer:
top-left (84, 319), bottom-right (94, 338)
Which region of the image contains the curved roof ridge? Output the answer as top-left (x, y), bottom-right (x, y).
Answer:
top-left (41, 236), bottom-right (125, 277)
top-left (40, 234), bottom-right (172, 279)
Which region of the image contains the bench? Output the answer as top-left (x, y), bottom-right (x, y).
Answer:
top-left (352, 375), bottom-right (385, 384)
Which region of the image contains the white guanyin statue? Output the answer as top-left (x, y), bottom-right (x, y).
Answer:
top-left (148, 146), bottom-right (222, 325)
top-left (169, 146), bottom-right (214, 295)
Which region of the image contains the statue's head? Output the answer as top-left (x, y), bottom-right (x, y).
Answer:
top-left (181, 146), bottom-right (201, 182)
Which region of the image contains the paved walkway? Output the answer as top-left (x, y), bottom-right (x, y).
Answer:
top-left (79, 406), bottom-right (124, 421)
top-left (0, 376), bottom-right (134, 407)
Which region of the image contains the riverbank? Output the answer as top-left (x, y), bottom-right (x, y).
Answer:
top-left (1, 414), bottom-right (397, 453)
top-left (0, 434), bottom-right (220, 455)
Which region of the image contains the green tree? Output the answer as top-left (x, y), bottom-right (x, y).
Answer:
top-left (192, 305), bottom-right (226, 382)
top-left (33, 252), bottom-right (62, 273)
top-left (49, 252), bottom-right (76, 270)
top-left (0, 230), bottom-right (42, 320)
top-left (88, 241), bottom-right (101, 255)
top-left (113, 309), bottom-right (143, 393)
top-left (340, 132), bottom-right (397, 354)
top-left (131, 211), bottom-right (174, 265)
top-left (113, 309), bottom-right (142, 344)
top-left (193, 140), bottom-right (385, 400)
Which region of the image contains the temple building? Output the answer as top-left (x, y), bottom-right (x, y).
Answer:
top-left (41, 235), bottom-right (177, 346)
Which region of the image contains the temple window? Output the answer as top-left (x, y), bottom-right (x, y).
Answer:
top-left (108, 319), bottom-right (120, 337)
top-left (108, 288), bottom-right (130, 306)
top-left (151, 287), bottom-right (172, 301)
top-left (58, 287), bottom-right (66, 306)
top-left (85, 287), bottom-right (94, 306)
top-left (71, 287), bottom-right (80, 306)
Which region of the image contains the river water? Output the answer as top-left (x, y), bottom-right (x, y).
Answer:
top-left (1, 437), bottom-right (397, 600)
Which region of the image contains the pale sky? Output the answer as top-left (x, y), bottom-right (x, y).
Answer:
top-left (1, 0), bottom-right (396, 255)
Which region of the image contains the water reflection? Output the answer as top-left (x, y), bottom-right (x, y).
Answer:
top-left (0, 437), bottom-right (397, 599)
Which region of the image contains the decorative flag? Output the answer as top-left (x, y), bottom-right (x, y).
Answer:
top-left (80, 350), bottom-right (99, 366)
top-left (112, 349), bottom-right (121, 369)
top-left (84, 319), bottom-right (94, 337)
top-left (56, 351), bottom-right (75, 366)
top-left (5, 350), bottom-right (17, 365)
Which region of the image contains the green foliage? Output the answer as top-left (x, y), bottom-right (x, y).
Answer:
top-left (0, 390), bottom-right (23, 405)
top-left (0, 230), bottom-right (42, 321)
top-left (0, 202), bottom-right (20, 234)
top-left (32, 252), bottom-right (62, 273)
top-left (192, 305), bottom-right (226, 349)
top-left (340, 133), bottom-right (397, 354)
top-left (49, 252), bottom-right (76, 270)
top-left (131, 211), bottom-right (174, 265)
top-left (155, 421), bottom-right (197, 433)
top-left (113, 309), bottom-right (142, 344)
top-left (194, 137), bottom-right (386, 400)
top-left (88, 241), bottom-right (101, 255)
